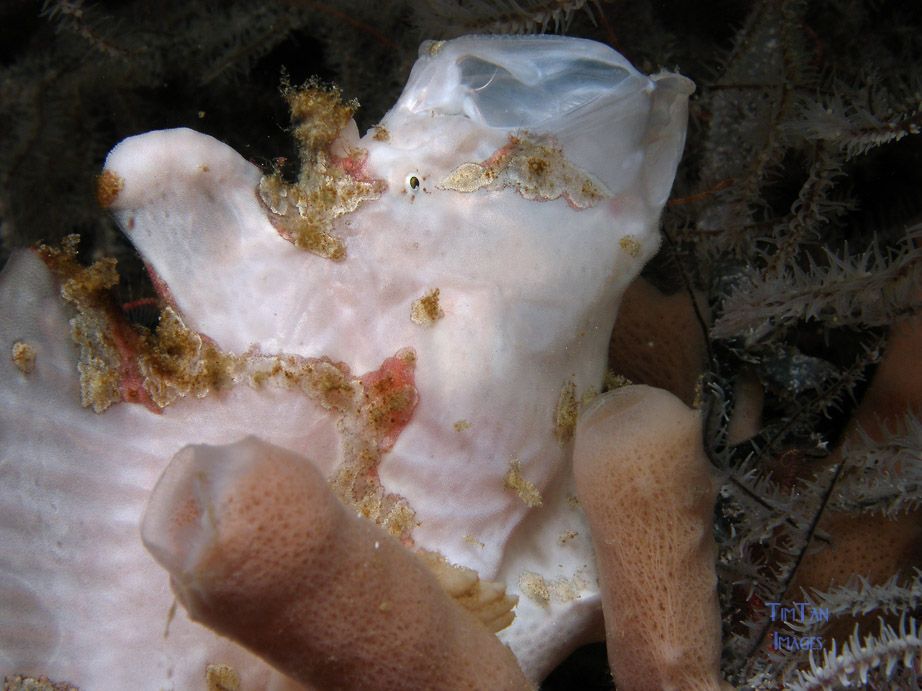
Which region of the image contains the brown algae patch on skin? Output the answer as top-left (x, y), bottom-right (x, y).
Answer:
top-left (619, 234), bottom-right (642, 258)
top-left (551, 572), bottom-right (588, 603)
top-left (94, 170), bottom-right (123, 208)
top-left (518, 571), bottom-right (551, 606)
top-left (454, 419), bottom-right (471, 432)
top-left (258, 77), bottom-right (384, 260)
top-left (4, 675), bottom-right (80, 691)
top-left (555, 381), bottom-right (598, 443)
top-left (38, 236), bottom-right (134, 412)
top-left (465, 534), bottom-right (485, 548)
top-left (38, 236), bottom-right (239, 412)
top-left (410, 288), bottom-right (444, 327)
top-left (503, 459), bottom-right (543, 508)
top-left (35, 237), bottom-right (424, 543)
top-left (426, 40), bottom-right (446, 57)
top-left (554, 380), bottom-right (579, 443)
top-left (326, 349), bottom-right (421, 542)
top-left (437, 135), bottom-right (612, 209)
top-left (371, 125), bottom-right (390, 142)
top-left (204, 664), bottom-right (240, 691)
top-left (558, 530), bottom-right (579, 545)
top-left (138, 307), bottom-right (235, 407)
top-left (70, 305), bottom-right (122, 412)
top-left (518, 570), bottom-right (587, 606)
top-left (11, 340), bottom-right (36, 374)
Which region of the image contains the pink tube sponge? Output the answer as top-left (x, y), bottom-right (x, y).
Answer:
top-left (141, 436), bottom-right (530, 690)
top-left (573, 386), bottom-right (727, 691)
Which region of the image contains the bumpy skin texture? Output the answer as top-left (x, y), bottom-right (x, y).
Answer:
top-left (0, 251), bottom-right (310, 691)
top-left (573, 386), bottom-right (726, 691)
top-left (0, 36), bottom-right (692, 688)
top-left (142, 437), bottom-right (531, 691)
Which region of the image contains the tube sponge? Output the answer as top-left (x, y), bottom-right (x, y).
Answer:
top-left (141, 436), bottom-right (530, 691)
top-left (573, 386), bottom-right (727, 691)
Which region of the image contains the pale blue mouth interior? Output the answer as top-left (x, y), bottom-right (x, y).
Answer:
top-left (456, 55), bottom-right (632, 128)
top-left (392, 35), bottom-right (693, 202)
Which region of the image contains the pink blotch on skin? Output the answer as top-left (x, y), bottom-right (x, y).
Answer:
top-left (358, 348), bottom-right (419, 452)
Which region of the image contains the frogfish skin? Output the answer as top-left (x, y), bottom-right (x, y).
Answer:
top-left (0, 35), bottom-right (693, 688)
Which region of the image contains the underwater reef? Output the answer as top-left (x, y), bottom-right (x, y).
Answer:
top-left (2, 0), bottom-right (922, 688)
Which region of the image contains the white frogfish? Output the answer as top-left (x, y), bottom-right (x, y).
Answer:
top-left (0, 35), bottom-right (693, 688)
